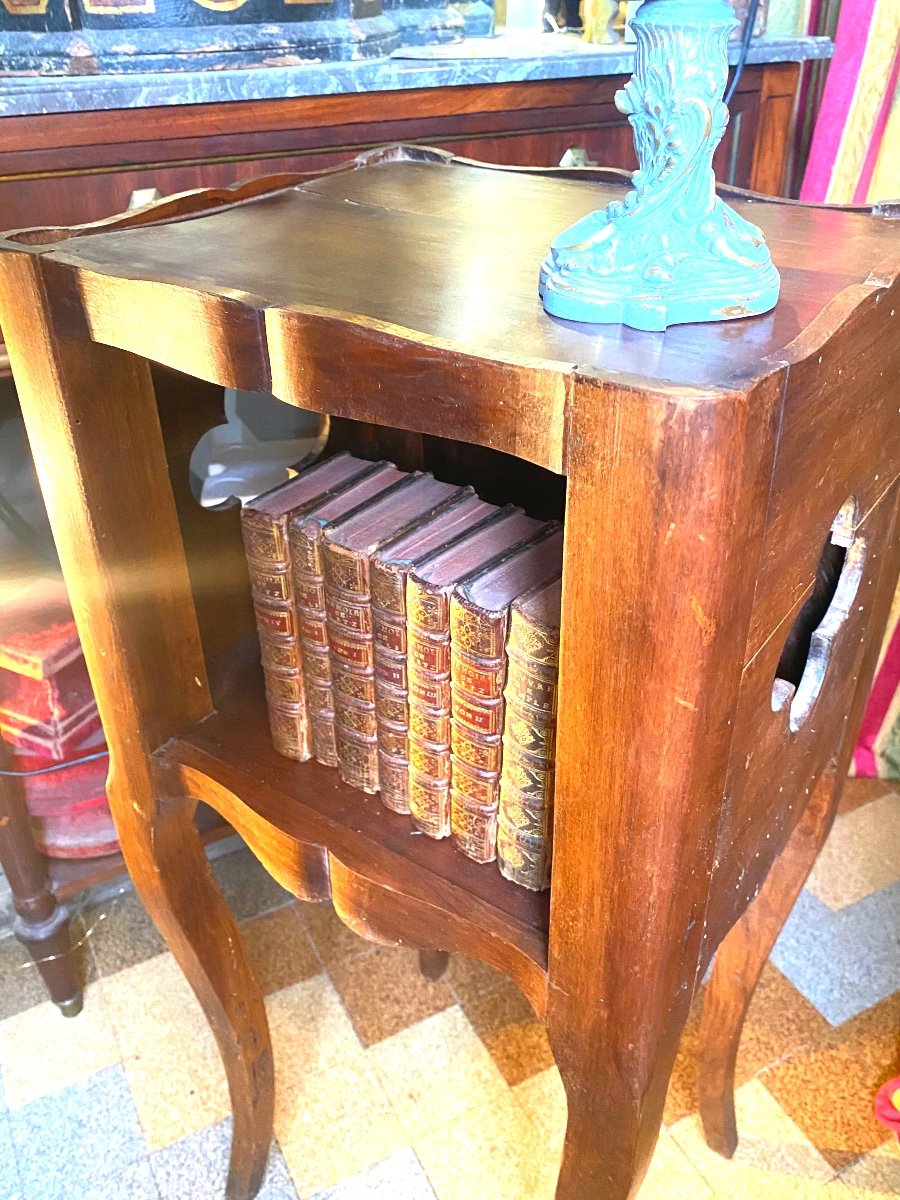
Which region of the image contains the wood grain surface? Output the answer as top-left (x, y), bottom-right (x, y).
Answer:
top-left (1, 148), bottom-right (897, 1200)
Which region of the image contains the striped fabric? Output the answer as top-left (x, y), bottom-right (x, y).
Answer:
top-left (800, 3), bottom-right (899, 779)
top-left (800, 0), bottom-right (900, 205)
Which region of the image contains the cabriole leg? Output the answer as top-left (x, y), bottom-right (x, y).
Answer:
top-left (0, 251), bottom-right (274, 1200)
top-left (697, 771), bottom-right (838, 1157)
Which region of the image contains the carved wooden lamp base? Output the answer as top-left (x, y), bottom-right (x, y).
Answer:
top-left (540, 0), bottom-right (781, 331)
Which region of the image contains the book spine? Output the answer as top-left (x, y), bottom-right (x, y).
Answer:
top-left (324, 544), bottom-right (379, 793)
top-left (406, 577), bottom-right (453, 838)
top-left (497, 617), bottom-right (559, 891)
top-left (241, 509), bottom-right (310, 761)
top-left (371, 560), bottom-right (413, 814)
top-left (290, 521), bottom-right (340, 767)
top-left (449, 600), bottom-right (510, 862)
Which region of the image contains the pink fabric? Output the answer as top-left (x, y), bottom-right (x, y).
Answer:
top-left (800, 0), bottom-right (880, 202)
top-left (853, 614), bottom-right (900, 777)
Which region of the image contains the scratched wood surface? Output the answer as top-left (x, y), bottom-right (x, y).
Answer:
top-left (1, 148), bottom-right (897, 1200)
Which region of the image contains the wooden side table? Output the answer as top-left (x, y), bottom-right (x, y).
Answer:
top-left (0, 147), bottom-right (897, 1200)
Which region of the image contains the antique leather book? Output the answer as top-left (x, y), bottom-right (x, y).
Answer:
top-left (406, 508), bottom-right (545, 838)
top-left (497, 577), bottom-right (561, 891)
top-left (289, 463), bottom-right (406, 767)
top-left (322, 473), bottom-right (466, 793)
top-left (0, 578), bottom-right (100, 759)
top-left (371, 490), bottom-right (497, 814)
top-left (450, 529), bottom-right (563, 863)
top-left (240, 453), bottom-right (378, 761)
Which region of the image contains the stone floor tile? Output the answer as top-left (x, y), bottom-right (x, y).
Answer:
top-left (328, 945), bottom-right (454, 1046)
top-left (806, 795), bottom-right (900, 911)
top-left (0, 1115), bottom-right (21, 1200)
top-left (671, 1078), bottom-right (838, 1197)
top-left (101, 955), bottom-right (228, 1150)
top-left (771, 884), bottom-right (900, 1025)
top-left (79, 1158), bottom-right (160, 1200)
top-left (242, 905), bottom-right (321, 997)
top-left (838, 1139), bottom-right (900, 1195)
top-left (9, 1065), bottom-right (144, 1200)
top-left (444, 954), bottom-right (507, 1007)
top-left (82, 891), bottom-right (165, 977)
top-left (459, 976), bottom-right (553, 1087)
top-left (0, 983), bottom-right (120, 1109)
top-left (413, 1092), bottom-right (542, 1200)
top-left (267, 975), bottom-right (367, 1080)
top-left (151, 1118), bottom-right (296, 1200)
top-left (299, 903), bottom-right (372, 969)
top-left (211, 848), bottom-right (292, 923)
top-left (367, 1006), bottom-right (508, 1142)
top-left (311, 1149), bottom-right (437, 1200)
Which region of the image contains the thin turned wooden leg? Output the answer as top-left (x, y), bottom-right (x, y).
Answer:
top-left (0, 739), bottom-right (83, 1016)
top-left (698, 771), bottom-right (840, 1157)
top-left (417, 948), bottom-right (450, 981)
top-left (0, 252), bottom-right (273, 1200)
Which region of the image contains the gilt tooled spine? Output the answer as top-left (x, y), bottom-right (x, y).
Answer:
top-left (241, 508), bottom-right (310, 762)
top-left (324, 544), bottom-right (379, 793)
top-left (371, 560), bottom-right (412, 814)
top-left (406, 578), bottom-right (453, 838)
top-left (497, 611), bottom-right (560, 892)
top-left (448, 600), bottom-right (510, 863)
top-left (290, 522), bottom-right (339, 767)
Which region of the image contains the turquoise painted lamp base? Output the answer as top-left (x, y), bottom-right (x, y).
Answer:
top-left (539, 0), bottom-right (781, 332)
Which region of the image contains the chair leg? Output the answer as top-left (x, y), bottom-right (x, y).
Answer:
top-left (0, 740), bottom-right (83, 1016)
top-left (136, 771), bottom-right (274, 1200)
top-left (697, 770), bottom-right (840, 1157)
top-left (417, 948), bottom-right (450, 981)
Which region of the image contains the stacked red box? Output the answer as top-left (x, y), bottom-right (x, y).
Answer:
top-left (1, 580), bottom-right (118, 858)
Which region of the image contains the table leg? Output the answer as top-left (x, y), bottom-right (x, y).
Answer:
top-left (697, 770), bottom-right (838, 1157)
top-left (0, 251), bottom-right (274, 1200)
top-left (417, 948), bottom-right (450, 981)
top-left (545, 375), bottom-right (781, 1198)
top-left (0, 738), bottom-right (82, 1016)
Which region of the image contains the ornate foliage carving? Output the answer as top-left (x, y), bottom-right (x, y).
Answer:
top-left (540, 0), bottom-right (781, 330)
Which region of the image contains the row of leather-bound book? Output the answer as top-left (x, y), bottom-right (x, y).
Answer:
top-left (240, 452), bottom-right (562, 891)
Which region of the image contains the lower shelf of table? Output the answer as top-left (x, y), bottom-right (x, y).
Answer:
top-left (153, 637), bottom-right (551, 1014)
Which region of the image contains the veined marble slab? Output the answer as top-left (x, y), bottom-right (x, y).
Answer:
top-left (0, 32), bottom-right (833, 118)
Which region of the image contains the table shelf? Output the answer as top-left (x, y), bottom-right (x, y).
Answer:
top-left (153, 635), bottom-right (551, 1014)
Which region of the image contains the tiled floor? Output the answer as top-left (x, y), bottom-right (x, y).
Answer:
top-left (0, 779), bottom-right (896, 1200)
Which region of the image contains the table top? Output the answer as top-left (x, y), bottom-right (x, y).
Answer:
top-left (17, 150), bottom-right (898, 396)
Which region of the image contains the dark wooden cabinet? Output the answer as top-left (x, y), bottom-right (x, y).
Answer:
top-left (0, 63), bottom-right (799, 232)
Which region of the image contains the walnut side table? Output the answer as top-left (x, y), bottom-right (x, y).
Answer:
top-left (0, 148), bottom-right (897, 1200)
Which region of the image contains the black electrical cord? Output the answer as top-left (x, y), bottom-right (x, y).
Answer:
top-left (724, 0), bottom-right (761, 108)
top-left (0, 749), bottom-right (109, 778)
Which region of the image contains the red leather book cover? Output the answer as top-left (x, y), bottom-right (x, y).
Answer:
top-left (405, 507), bottom-right (544, 839)
top-left (324, 473), bottom-right (467, 793)
top-left (241, 453), bottom-right (382, 762)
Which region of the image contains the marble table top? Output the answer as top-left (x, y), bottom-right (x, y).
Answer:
top-left (0, 32), bottom-right (833, 118)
